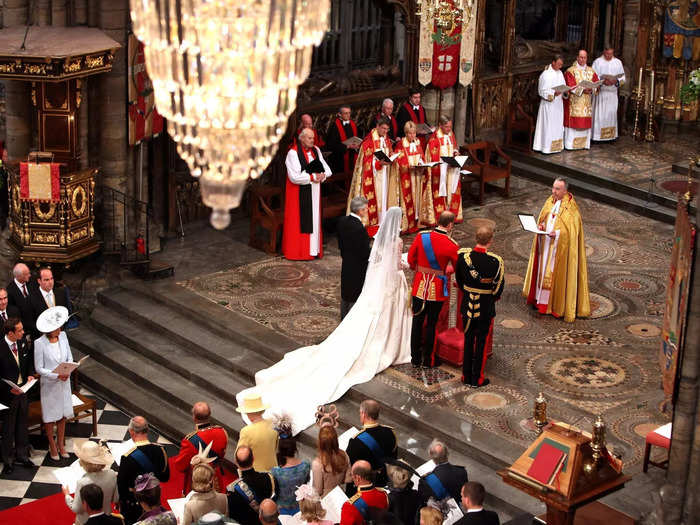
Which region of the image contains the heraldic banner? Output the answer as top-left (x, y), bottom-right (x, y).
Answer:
top-left (128, 34), bottom-right (164, 146)
top-left (418, 1), bottom-right (477, 88)
top-left (663, 1), bottom-right (700, 60)
top-left (660, 199), bottom-right (696, 411)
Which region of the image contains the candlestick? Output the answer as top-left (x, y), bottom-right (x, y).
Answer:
top-left (533, 392), bottom-right (548, 435)
top-left (637, 67), bottom-right (643, 93)
top-left (591, 415), bottom-right (606, 467)
top-left (650, 70), bottom-right (655, 108)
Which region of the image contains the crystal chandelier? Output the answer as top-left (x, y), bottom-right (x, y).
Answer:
top-left (416, 0), bottom-right (474, 45)
top-left (131, 0), bottom-right (330, 229)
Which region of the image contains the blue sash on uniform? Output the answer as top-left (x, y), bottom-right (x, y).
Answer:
top-left (130, 448), bottom-right (155, 474)
top-left (357, 432), bottom-right (384, 464)
top-left (188, 434), bottom-right (219, 461)
top-left (352, 496), bottom-right (370, 519)
top-left (424, 472), bottom-right (449, 500)
top-left (421, 232), bottom-right (448, 296)
top-left (234, 481), bottom-right (258, 504)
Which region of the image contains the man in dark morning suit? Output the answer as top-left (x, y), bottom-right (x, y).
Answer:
top-left (227, 445), bottom-right (276, 525)
top-left (337, 196), bottom-right (372, 320)
top-left (454, 482), bottom-right (500, 525)
top-left (418, 439), bottom-right (468, 505)
top-left (117, 416), bottom-right (170, 525)
top-left (407, 211), bottom-right (459, 368)
top-left (28, 267), bottom-right (70, 339)
top-left (455, 227), bottom-right (504, 387)
top-left (81, 484), bottom-right (125, 525)
top-left (0, 288), bottom-right (20, 323)
top-left (346, 399), bottom-right (397, 489)
top-left (0, 317), bottom-right (36, 474)
top-left (6, 263), bottom-right (37, 339)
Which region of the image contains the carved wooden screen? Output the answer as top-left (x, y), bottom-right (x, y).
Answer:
top-left (566, 0), bottom-right (585, 44)
top-left (311, 0), bottom-right (388, 73)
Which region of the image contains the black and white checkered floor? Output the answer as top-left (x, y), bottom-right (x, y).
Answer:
top-left (0, 388), bottom-right (176, 511)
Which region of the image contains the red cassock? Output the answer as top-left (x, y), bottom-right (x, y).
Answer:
top-left (171, 423), bottom-right (229, 495)
top-left (282, 144), bottom-right (329, 260)
top-left (407, 228), bottom-right (459, 302)
top-left (340, 486), bottom-right (389, 525)
top-left (563, 68), bottom-right (599, 129)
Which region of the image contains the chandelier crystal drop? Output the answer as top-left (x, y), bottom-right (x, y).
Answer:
top-left (131, 0), bottom-right (330, 229)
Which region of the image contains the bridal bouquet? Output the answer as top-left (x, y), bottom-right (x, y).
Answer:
top-left (680, 67), bottom-right (700, 104)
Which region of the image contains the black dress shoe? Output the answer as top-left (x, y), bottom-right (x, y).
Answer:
top-left (472, 378), bottom-right (490, 388)
top-left (2, 464), bottom-right (14, 475)
top-left (16, 458), bottom-right (35, 468)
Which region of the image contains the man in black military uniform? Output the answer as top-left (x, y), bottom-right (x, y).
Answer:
top-left (116, 416), bottom-right (170, 525)
top-left (346, 399), bottom-right (397, 489)
top-left (227, 445), bottom-right (276, 525)
top-left (455, 227), bottom-right (504, 388)
top-left (418, 439), bottom-right (468, 505)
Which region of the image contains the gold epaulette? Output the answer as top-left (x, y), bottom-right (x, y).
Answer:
top-left (458, 247), bottom-right (472, 254)
top-left (487, 251), bottom-right (503, 264)
top-left (349, 492), bottom-right (362, 503)
top-left (184, 430), bottom-right (197, 440)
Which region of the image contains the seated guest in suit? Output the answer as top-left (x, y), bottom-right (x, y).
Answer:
top-left (346, 400), bottom-right (397, 488)
top-left (387, 460), bottom-right (420, 525)
top-left (29, 267), bottom-right (71, 339)
top-left (227, 446), bottom-right (276, 525)
top-left (0, 317), bottom-right (35, 474)
top-left (6, 263), bottom-right (36, 339)
top-left (418, 439), bottom-right (468, 505)
top-left (64, 441), bottom-right (119, 525)
top-left (183, 443), bottom-right (228, 525)
top-left (34, 306), bottom-right (75, 460)
top-left (0, 288), bottom-right (20, 323)
top-left (132, 473), bottom-right (176, 525)
top-left (336, 197), bottom-right (371, 320)
top-left (454, 482), bottom-right (499, 525)
top-left (236, 393), bottom-right (279, 472)
top-left (80, 483), bottom-right (125, 525)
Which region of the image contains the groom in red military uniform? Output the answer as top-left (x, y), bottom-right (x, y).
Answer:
top-left (407, 211), bottom-right (459, 368)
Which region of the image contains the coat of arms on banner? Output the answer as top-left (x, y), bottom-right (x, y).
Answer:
top-left (417, 0), bottom-right (478, 88)
top-left (128, 34), bottom-right (164, 146)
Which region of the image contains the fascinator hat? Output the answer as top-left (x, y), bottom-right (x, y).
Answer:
top-left (134, 472), bottom-right (160, 493)
top-left (315, 404), bottom-right (339, 428)
top-left (36, 306), bottom-right (70, 333)
top-left (295, 482), bottom-right (321, 503)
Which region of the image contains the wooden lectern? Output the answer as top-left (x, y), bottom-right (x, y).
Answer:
top-left (498, 423), bottom-right (630, 525)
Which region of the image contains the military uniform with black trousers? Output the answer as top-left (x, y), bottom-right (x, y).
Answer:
top-left (346, 424), bottom-right (397, 488)
top-left (116, 442), bottom-right (170, 525)
top-left (340, 484), bottom-right (389, 525)
top-left (418, 461), bottom-right (468, 505)
top-left (455, 246), bottom-right (504, 387)
top-left (226, 468), bottom-right (275, 525)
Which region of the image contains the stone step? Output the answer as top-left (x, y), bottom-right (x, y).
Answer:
top-left (509, 157), bottom-right (677, 224)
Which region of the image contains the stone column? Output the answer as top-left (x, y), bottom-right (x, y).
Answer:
top-left (37, 0), bottom-right (51, 25)
top-left (659, 201), bottom-right (700, 525)
top-left (2, 0), bottom-right (31, 162)
top-left (78, 78), bottom-right (88, 169)
top-left (51, 0), bottom-right (67, 27)
top-left (454, 85), bottom-right (468, 145)
top-left (621, 0), bottom-right (640, 74)
top-left (74, 0), bottom-right (88, 25)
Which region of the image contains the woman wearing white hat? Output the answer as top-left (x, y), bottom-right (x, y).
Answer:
top-left (63, 440), bottom-right (118, 524)
top-left (34, 305), bottom-right (75, 460)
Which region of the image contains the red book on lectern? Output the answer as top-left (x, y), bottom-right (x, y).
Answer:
top-left (526, 442), bottom-right (566, 485)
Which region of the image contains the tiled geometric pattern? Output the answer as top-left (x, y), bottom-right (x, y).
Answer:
top-left (179, 175), bottom-right (673, 471)
top-left (0, 389), bottom-right (174, 511)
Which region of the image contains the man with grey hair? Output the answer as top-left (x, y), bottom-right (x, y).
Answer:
top-left (117, 416), bottom-right (170, 524)
top-left (6, 263), bottom-right (36, 337)
top-left (282, 126), bottom-right (332, 261)
top-left (418, 438), bottom-right (468, 505)
top-left (336, 196), bottom-right (371, 319)
top-left (375, 98), bottom-right (398, 141)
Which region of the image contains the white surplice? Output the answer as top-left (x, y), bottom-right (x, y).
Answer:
top-left (533, 65), bottom-right (565, 154)
top-left (372, 136), bottom-right (392, 222)
top-left (437, 132), bottom-right (459, 196)
top-left (533, 199), bottom-right (561, 309)
top-left (237, 208), bottom-right (412, 436)
top-left (285, 147), bottom-right (332, 257)
top-left (592, 56), bottom-right (625, 141)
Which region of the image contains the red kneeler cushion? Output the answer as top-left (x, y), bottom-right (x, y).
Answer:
top-left (435, 287), bottom-right (493, 367)
top-left (646, 431), bottom-right (671, 449)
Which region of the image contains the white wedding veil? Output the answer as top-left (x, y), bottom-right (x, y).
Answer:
top-left (361, 207), bottom-right (404, 304)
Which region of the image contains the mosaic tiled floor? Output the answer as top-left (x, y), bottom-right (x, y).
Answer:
top-left (180, 176), bottom-right (674, 472)
top-left (0, 388), bottom-right (176, 511)
top-left (529, 127), bottom-right (700, 201)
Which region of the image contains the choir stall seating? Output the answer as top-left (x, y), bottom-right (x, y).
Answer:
top-left (462, 141), bottom-right (512, 206)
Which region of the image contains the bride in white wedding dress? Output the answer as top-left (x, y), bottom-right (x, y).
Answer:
top-left (237, 207), bottom-right (412, 435)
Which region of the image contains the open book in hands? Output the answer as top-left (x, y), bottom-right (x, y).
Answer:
top-left (600, 73), bottom-right (624, 81)
top-left (373, 150), bottom-right (400, 163)
top-left (52, 355), bottom-right (89, 376)
top-left (552, 85), bottom-right (573, 94)
top-left (342, 136), bottom-right (363, 148)
top-left (441, 155), bottom-right (468, 168)
top-left (576, 79), bottom-right (603, 90)
top-left (416, 123), bottom-right (435, 135)
top-left (3, 376), bottom-right (37, 393)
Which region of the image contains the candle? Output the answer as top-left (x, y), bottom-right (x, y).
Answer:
top-left (650, 70), bottom-right (655, 107)
top-left (638, 67), bottom-right (643, 95)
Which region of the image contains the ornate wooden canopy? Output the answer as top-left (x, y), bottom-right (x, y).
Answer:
top-left (0, 26), bottom-right (119, 81)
